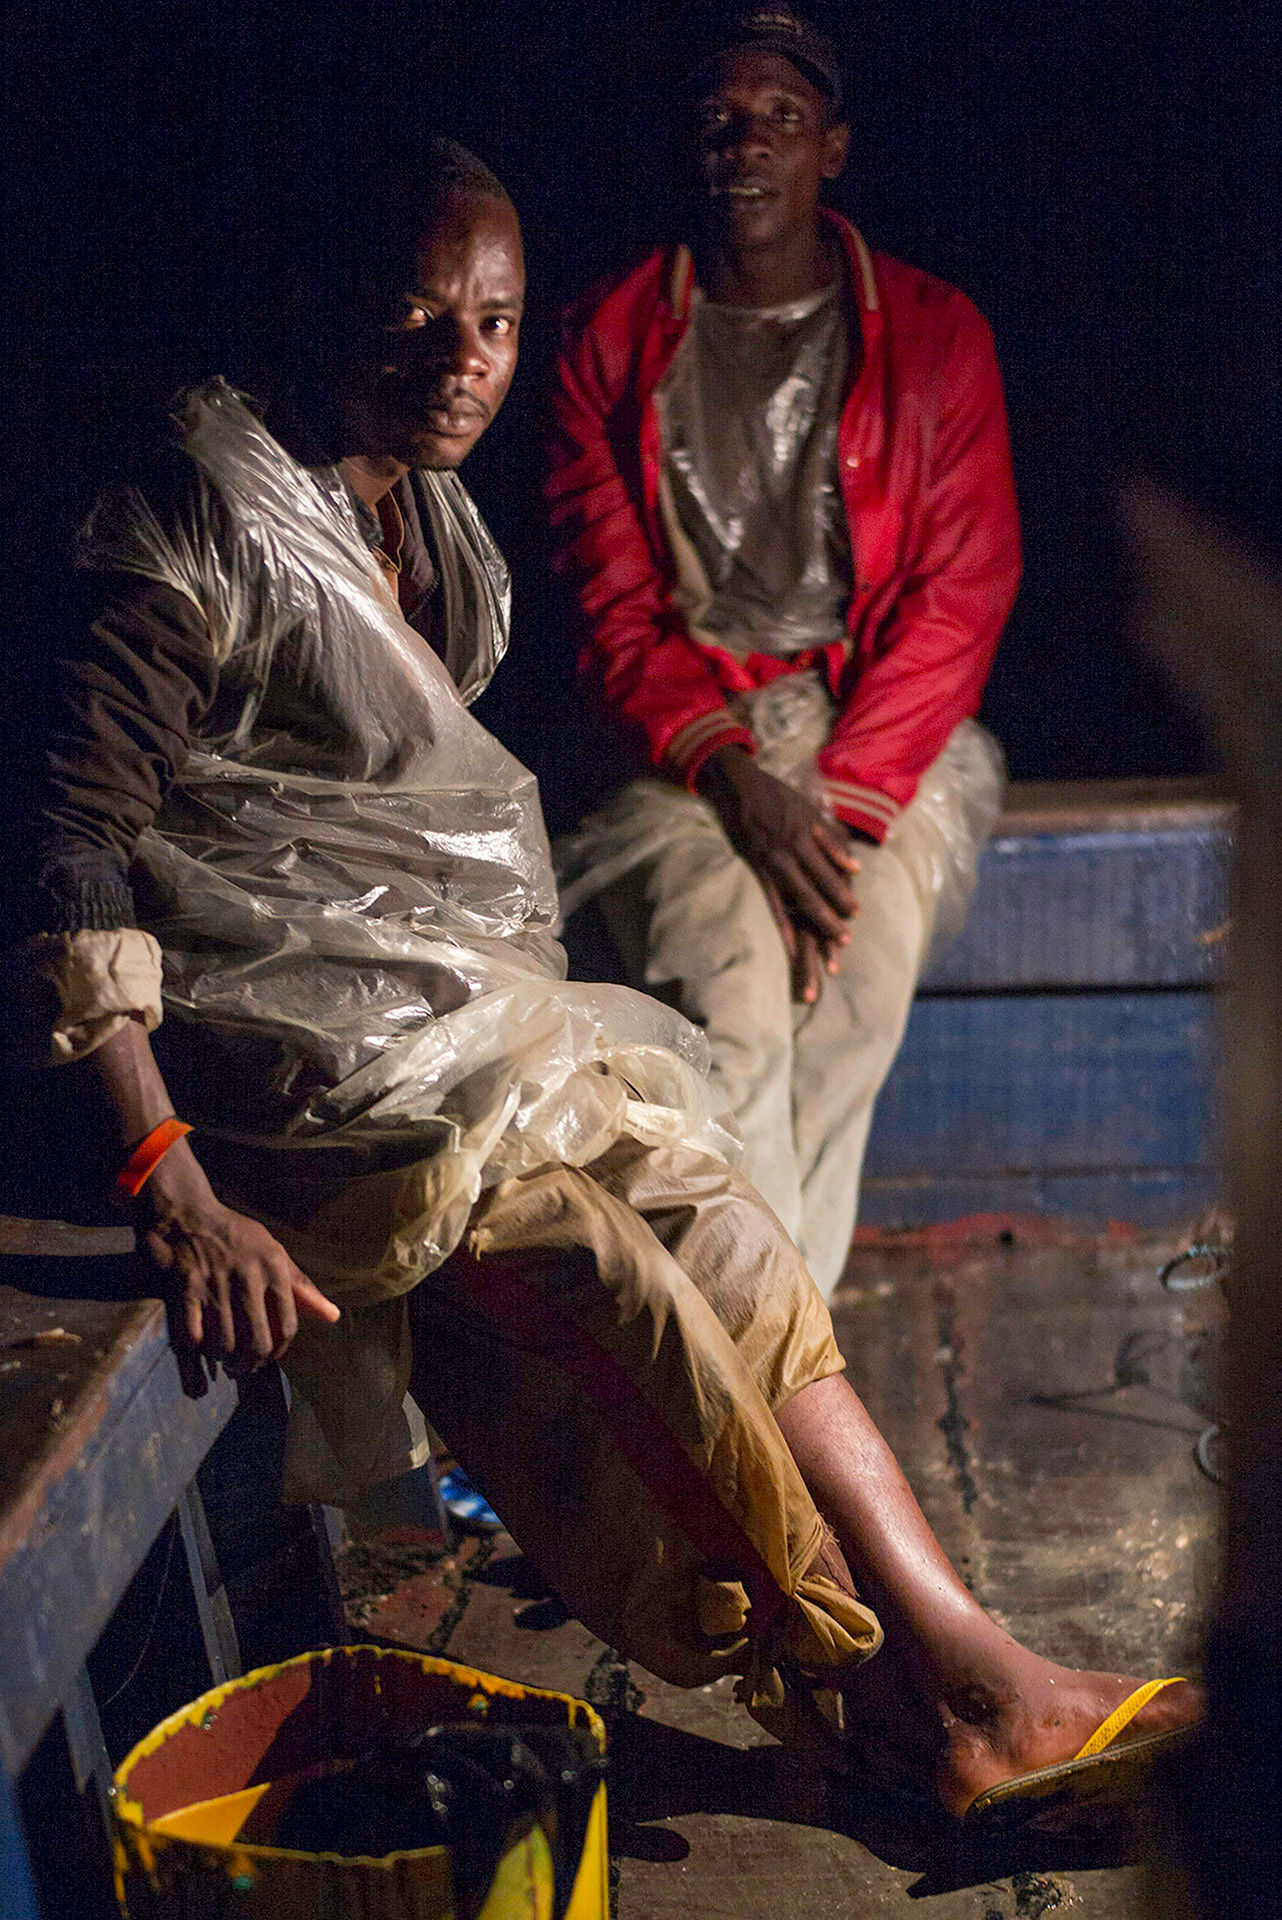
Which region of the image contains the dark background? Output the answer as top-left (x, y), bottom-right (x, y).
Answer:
top-left (9, 0), bottom-right (1280, 805)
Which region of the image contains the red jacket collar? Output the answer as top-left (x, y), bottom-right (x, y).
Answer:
top-left (665, 208), bottom-right (880, 321)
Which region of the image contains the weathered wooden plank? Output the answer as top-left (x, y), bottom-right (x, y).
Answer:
top-left (832, 1235), bottom-right (1220, 1677)
top-left (995, 777), bottom-right (1231, 838)
top-left (872, 779), bottom-right (1230, 1232)
top-left (0, 1286), bottom-right (237, 1774)
top-left (0, 1290), bottom-right (170, 1573)
top-left (860, 1167), bottom-right (1222, 1231)
top-left (192, 1364), bottom-right (346, 1668)
top-left (176, 1484), bottom-right (242, 1685)
top-left (0, 1217), bottom-right (134, 1259)
top-left (61, 1663), bottom-right (113, 1823)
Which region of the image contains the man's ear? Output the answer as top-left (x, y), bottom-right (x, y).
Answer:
top-left (821, 119), bottom-right (850, 181)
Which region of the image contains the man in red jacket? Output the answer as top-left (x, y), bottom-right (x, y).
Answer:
top-left (549, 6), bottom-right (1021, 1294)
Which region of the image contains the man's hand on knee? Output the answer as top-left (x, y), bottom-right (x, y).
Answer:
top-left (697, 746), bottom-right (860, 1003)
top-left (134, 1144), bottom-right (340, 1372)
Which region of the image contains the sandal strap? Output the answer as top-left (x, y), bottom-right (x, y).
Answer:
top-left (1072, 1677), bottom-right (1186, 1761)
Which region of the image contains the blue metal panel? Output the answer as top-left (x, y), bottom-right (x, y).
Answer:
top-left (864, 989), bottom-right (1221, 1188)
top-left (0, 1762), bottom-right (42, 1920)
top-left (922, 825), bottom-right (1232, 991)
top-left (871, 789), bottom-right (1231, 1226)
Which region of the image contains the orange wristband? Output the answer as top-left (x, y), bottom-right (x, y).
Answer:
top-left (116, 1118), bottom-right (193, 1198)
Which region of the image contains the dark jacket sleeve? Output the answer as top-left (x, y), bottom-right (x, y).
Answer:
top-left (16, 568), bottom-right (218, 936)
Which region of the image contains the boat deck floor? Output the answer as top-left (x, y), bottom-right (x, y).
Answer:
top-left (338, 1221), bottom-right (1222, 1917)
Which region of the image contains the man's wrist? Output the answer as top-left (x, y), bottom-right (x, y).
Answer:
top-left (695, 742), bottom-right (755, 797)
top-left (121, 1136), bottom-right (215, 1218)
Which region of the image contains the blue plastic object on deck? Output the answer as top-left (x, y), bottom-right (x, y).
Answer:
top-left (438, 1467), bottom-right (504, 1533)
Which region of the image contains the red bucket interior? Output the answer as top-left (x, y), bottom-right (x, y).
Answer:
top-left (124, 1651), bottom-right (580, 1824)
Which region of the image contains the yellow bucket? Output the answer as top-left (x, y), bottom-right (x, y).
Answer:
top-left (111, 1645), bottom-right (608, 1920)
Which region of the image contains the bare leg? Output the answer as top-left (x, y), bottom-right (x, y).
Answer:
top-left (776, 1374), bottom-right (1201, 1815)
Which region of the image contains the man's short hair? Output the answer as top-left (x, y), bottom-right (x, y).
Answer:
top-left (238, 134), bottom-right (516, 437)
top-left (368, 136), bottom-right (515, 278)
top-left (415, 135), bottom-right (513, 212)
top-left (342, 135), bottom-right (516, 334)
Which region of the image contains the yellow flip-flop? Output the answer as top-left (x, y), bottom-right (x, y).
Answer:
top-left (965, 1677), bottom-right (1195, 1825)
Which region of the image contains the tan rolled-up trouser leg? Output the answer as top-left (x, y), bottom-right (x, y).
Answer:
top-left (408, 1137), bottom-right (882, 1702)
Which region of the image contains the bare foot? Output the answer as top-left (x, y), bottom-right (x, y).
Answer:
top-left (837, 1643), bottom-right (948, 1787)
top-left (933, 1661), bottom-right (1203, 1818)
top-left (839, 1649), bottom-right (1202, 1817)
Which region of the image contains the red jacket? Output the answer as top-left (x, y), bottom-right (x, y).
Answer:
top-left (545, 213), bottom-right (1021, 842)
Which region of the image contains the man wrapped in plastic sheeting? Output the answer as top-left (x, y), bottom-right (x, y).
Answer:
top-left (548, 6), bottom-right (1020, 1297)
top-left (11, 137), bottom-right (1198, 1826)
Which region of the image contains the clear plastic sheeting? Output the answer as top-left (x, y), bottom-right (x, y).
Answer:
top-left (897, 717), bottom-right (1005, 961)
top-left (558, 662), bottom-right (1003, 964)
top-left (75, 382), bottom-right (732, 1295)
top-left (732, 671), bottom-right (835, 806)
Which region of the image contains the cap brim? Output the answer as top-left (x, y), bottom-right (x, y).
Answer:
top-left (684, 39), bottom-right (842, 112)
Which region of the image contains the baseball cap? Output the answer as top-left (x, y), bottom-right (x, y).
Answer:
top-left (685, 6), bottom-right (844, 115)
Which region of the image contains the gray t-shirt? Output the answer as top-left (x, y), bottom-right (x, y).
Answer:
top-left (655, 277), bottom-right (852, 658)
